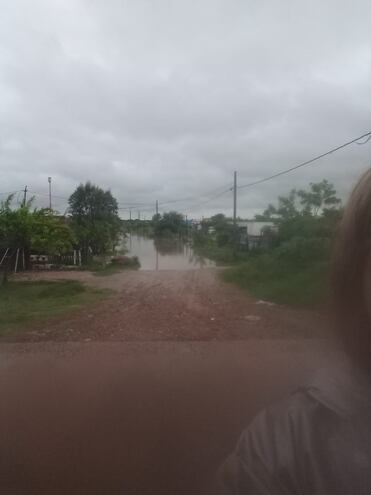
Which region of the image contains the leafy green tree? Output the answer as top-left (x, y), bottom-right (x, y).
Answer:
top-left (68, 182), bottom-right (122, 254)
top-left (260, 180), bottom-right (341, 221)
top-left (153, 211), bottom-right (185, 237)
top-left (255, 179), bottom-right (342, 265)
top-left (208, 213), bottom-right (234, 247)
top-left (261, 189), bottom-right (300, 220)
top-left (298, 180), bottom-right (341, 216)
top-left (0, 195), bottom-right (74, 258)
top-left (31, 211), bottom-right (75, 254)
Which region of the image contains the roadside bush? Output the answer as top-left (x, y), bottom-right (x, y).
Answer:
top-left (111, 255), bottom-right (140, 267)
top-left (223, 254), bottom-right (329, 306)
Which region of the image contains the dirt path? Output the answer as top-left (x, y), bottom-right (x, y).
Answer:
top-left (11, 268), bottom-right (327, 342)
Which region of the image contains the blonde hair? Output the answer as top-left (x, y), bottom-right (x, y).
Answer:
top-left (332, 168), bottom-right (371, 362)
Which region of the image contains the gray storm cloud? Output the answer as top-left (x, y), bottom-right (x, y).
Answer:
top-left (0, 0), bottom-right (371, 218)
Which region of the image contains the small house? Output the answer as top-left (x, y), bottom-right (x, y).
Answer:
top-left (236, 220), bottom-right (276, 249)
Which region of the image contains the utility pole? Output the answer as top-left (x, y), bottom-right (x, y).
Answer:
top-left (233, 171), bottom-right (237, 224)
top-left (233, 171), bottom-right (237, 250)
top-left (22, 185), bottom-right (28, 207)
top-left (156, 199), bottom-right (159, 216)
top-left (48, 177), bottom-right (52, 209)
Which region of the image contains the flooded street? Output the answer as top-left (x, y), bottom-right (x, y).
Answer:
top-left (125, 234), bottom-right (214, 271)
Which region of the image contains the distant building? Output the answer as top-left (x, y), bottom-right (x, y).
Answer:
top-left (236, 220), bottom-right (276, 249)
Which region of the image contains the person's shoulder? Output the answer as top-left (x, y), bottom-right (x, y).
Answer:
top-left (236, 389), bottom-right (324, 461)
top-left (216, 390), bottom-right (318, 494)
top-left (217, 391), bottom-right (331, 494)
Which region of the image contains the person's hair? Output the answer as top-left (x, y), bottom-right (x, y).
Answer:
top-left (332, 168), bottom-right (371, 364)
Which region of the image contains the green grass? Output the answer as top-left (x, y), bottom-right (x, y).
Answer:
top-left (92, 263), bottom-right (128, 277)
top-left (92, 258), bottom-right (140, 277)
top-left (0, 280), bottom-right (111, 336)
top-left (222, 257), bottom-right (329, 307)
top-left (193, 241), bottom-right (246, 265)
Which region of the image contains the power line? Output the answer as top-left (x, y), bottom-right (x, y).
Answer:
top-left (185, 187), bottom-right (232, 213)
top-left (159, 183), bottom-right (233, 207)
top-left (356, 134), bottom-right (371, 145)
top-left (238, 130), bottom-right (371, 190)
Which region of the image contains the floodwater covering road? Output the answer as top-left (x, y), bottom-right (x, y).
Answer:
top-left (0, 253), bottom-right (337, 494)
top-left (125, 234), bottom-right (215, 270)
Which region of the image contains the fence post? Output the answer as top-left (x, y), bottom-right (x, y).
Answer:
top-left (78, 250), bottom-right (82, 266)
top-left (14, 248), bottom-right (19, 273)
top-left (0, 248), bottom-right (9, 266)
top-left (73, 250), bottom-right (77, 266)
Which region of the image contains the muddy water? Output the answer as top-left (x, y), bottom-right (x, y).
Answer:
top-left (125, 235), bottom-right (214, 271)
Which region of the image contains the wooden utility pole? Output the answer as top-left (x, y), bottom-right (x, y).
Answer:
top-left (22, 185), bottom-right (28, 207)
top-left (156, 200), bottom-right (159, 216)
top-left (233, 171), bottom-right (237, 225)
top-left (48, 177), bottom-right (52, 209)
top-left (233, 171), bottom-right (237, 250)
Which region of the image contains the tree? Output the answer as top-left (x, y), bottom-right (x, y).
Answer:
top-left (207, 213), bottom-right (234, 247)
top-left (68, 182), bottom-right (122, 254)
top-left (0, 195), bottom-right (74, 257)
top-left (259, 180), bottom-right (341, 221)
top-left (31, 211), bottom-right (75, 254)
top-left (261, 189), bottom-right (300, 221)
top-left (153, 211), bottom-right (185, 237)
top-left (254, 180), bottom-right (342, 264)
top-left (298, 180), bottom-right (341, 216)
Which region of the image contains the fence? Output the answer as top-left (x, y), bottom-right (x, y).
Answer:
top-left (30, 251), bottom-right (82, 270)
top-left (0, 248), bottom-right (83, 273)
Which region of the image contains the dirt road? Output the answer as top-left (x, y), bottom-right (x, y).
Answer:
top-left (0, 268), bottom-right (336, 494)
top-left (11, 268), bottom-right (326, 341)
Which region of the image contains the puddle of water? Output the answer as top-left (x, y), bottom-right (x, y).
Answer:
top-left (124, 235), bottom-right (215, 271)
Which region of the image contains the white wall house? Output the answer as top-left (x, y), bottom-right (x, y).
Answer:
top-left (236, 220), bottom-right (276, 249)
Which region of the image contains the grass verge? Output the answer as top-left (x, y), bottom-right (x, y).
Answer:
top-left (91, 257), bottom-right (140, 277)
top-left (0, 280), bottom-right (111, 337)
top-left (222, 257), bottom-right (329, 307)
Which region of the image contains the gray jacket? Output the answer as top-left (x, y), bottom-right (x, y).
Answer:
top-left (217, 364), bottom-right (371, 494)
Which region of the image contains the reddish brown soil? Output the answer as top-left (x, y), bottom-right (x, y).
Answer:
top-left (9, 268), bottom-right (327, 342)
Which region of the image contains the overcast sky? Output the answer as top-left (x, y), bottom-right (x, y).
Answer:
top-left (1, 0), bottom-right (371, 219)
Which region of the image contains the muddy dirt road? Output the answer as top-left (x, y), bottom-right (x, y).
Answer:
top-left (11, 268), bottom-right (326, 341)
top-left (1, 269), bottom-right (336, 494)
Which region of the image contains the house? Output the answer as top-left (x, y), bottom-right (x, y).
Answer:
top-left (236, 220), bottom-right (276, 249)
